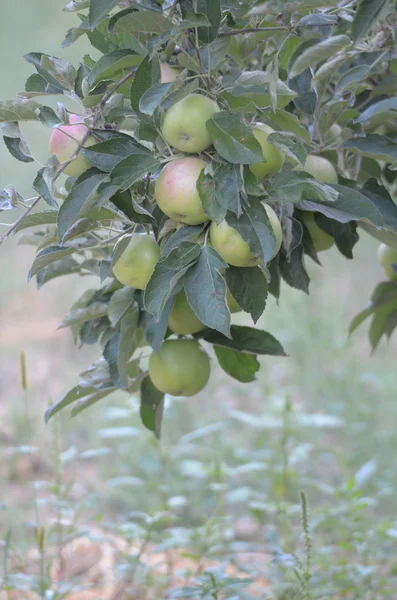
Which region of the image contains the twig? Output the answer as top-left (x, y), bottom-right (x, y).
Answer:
top-left (0, 196), bottom-right (41, 245)
top-left (218, 22), bottom-right (338, 37)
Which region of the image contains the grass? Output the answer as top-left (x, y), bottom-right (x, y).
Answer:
top-left (1, 2), bottom-right (397, 597)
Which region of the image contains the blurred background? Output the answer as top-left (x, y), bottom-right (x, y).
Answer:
top-left (1, 2), bottom-right (397, 598)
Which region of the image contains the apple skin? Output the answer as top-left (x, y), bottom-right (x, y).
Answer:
top-left (160, 63), bottom-right (179, 83)
top-left (49, 114), bottom-right (97, 177)
top-left (161, 93), bottom-right (220, 153)
top-left (378, 243), bottom-right (397, 281)
top-left (301, 212), bottom-right (334, 252)
top-left (155, 157), bottom-right (209, 225)
top-left (249, 124), bottom-right (285, 178)
top-left (324, 123), bottom-right (342, 144)
top-left (210, 204), bottom-right (282, 267)
top-left (168, 291), bottom-right (206, 335)
top-left (149, 339), bottom-right (211, 396)
top-left (113, 234), bottom-right (160, 289)
top-left (303, 155), bottom-right (338, 184)
top-left (168, 288), bottom-right (241, 335)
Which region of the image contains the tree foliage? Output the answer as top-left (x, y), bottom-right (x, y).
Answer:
top-left (1, 0), bottom-right (397, 436)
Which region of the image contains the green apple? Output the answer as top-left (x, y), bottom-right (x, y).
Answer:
top-left (168, 288), bottom-right (241, 335)
top-left (149, 339), bottom-right (211, 396)
top-left (168, 291), bottom-right (205, 335)
top-left (249, 123), bottom-right (285, 178)
top-left (113, 234), bottom-right (160, 289)
top-left (161, 93), bottom-right (220, 153)
top-left (303, 155), bottom-right (338, 184)
top-left (160, 63), bottom-right (179, 83)
top-left (378, 243), bottom-right (397, 281)
top-left (49, 113), bottom-right (97, 177)
top-left (301, 212), bottom-right (334, 252)
top-left (210, 203), bottom-right (282, 267)
top-left (324, 123), bottom-right (342, 144)
top-left (155, 157), bottom-right (209, 225)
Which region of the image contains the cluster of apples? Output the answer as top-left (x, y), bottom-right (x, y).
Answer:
top-left (48, 65), bottom-right (340, 398)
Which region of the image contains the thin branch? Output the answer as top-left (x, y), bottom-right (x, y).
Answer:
top-left (0, 196), bottom-right (41, 245)
top-left (218, 22), bottom-right (338, 37)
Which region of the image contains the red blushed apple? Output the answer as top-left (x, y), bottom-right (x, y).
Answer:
top-left (155, 157), bottom-right (209, 225)
top-left (49, 114), bottom-right (97, 177)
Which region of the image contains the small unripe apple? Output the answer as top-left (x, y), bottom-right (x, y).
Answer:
top-left (210, 204), bottom-right (282, 267)
top-left (161, 93), bottom-right (220, 153)
top-left (149, 339), bottom-right (211, 396)
top-left (324, 123), bottom-right (342, 144)
top-left (249, 123), bottom-right (285, 178)
top-left (302, 155), bottom-right (338, 184)
top-left (160, 63), bottom-right (179, 83)
top-left (168, 288), bottom-right (241, 335)
top-left (155, 157), bottom-right (209, 225)
top-left (113, 234), bottom-right (160, 289)
top-left (49, 114), bottom-right (97, 177)
top-left (168, 291), bottom-right (205, 335)
top-left (378, 243), bottom-right (397, 281)
top-left (301, 212), bottom-right (334, 252)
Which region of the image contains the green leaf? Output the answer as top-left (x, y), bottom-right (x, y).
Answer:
top-left (349, 306), bottom-right (374, 335)
top-left (206, 112), bottom-right (263, 164)
top-left (2, 122), bottom-right (33, 163)
top-left (111, 9), bottom-right (172, 35)
top-left (97, 153), bottom-right (161, 201)
top-left (25, 53), bottom-right (69, 91)
top-left (352, 0), bottom-right (389, 43)
top-left (33, 168), bottom-right (57, 208)
top-left (15, 211), bottom-right (58, 232)
top-left (23, 73), bottom-right (63, 97)
top-left (40, 55), bottom-right (77, 91)
top-left (221, 81), bottom-right (296, 112)
top-left (269, 171), bottom-right (339, 205)
top-left (289, 70), bottom-right (317, 116)
top-left (279, 221), bottom-right (310, 294)
top-left (143, 296), bottom-right (173, 351)
top-left (358, 98), bottom-right (397, 123)
top-left (225, 267), bottom-right (268, 323)
top-left (139, 82), bottom-right (173, 115)
top-left (57, 170), bottom-right (107, 238)
top-left (28, 246), bottom-right (76, 280)
top-left (130, 54), bottom-right (160, 114)
top-left (289, 35), bottom-right (351, 79)
top-left (36, 257), bottom-right (80, 289)
top-left (0, 99), bottom-right (40, 123)
top-left (89, 0), bottom-right (119, 28)
top-left (140, 376), bottom-right (164, 439)
top-left (300, 184), bottom-right (385, 227)
top-left (82, 136), bottom-right (154, 172)
top-left (200, 325), bottom-right (286, 356)
top-left (71, 386), bottom-right (117, 417)
top-left (45, 385), bottom-right (95, 423)
top-left (268, 132), bottom-right (307, 165)
top-left (118, 306), bottom-right (140, 387)
top-left (185, 246), bottom-right (231, 337)
top-left (226, 202), bottom-right (276, 265)
top-left (88, 50), bottom-right (142, 86)
top-left (108, 287), bottom-right (137, 326)
top-left (264, 109), bottom-right (310, 144)
top-left (196, 0), bottom-right (221, 43)
top-left (144, 243), bottom-right (201, 320)
top-left (0, 185), bottom-right (23, 211)
top-left (315, 215), bottom-right (359, 259)
top-left (335, 65), bottom-right (373, 96)
top-left (59, 302), bottom-right (108, 328)
top-left (197, 170), bottom-right (227, 224)
top-left (160, 224), bottom-right (205, 257)
top-left (342, 134), bottom-right (397, 163)
top-left (214, 346), bottom-right (260, 383)
top-left (369, 301), bottom-right (397, 351)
